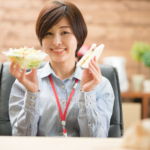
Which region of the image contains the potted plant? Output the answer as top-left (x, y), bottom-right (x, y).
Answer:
top-left (131, 42), bottom-right (150, 92)
top-left (142, 50), bottom-right (150, 93)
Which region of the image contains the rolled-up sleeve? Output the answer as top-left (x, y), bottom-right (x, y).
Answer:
top-left (78, 77), bottom-right (115, 137)
top-left (9, 80), bottom-right (40, 136)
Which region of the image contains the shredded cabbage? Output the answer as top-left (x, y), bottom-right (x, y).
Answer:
top-left (3, 46), bottom-right (48, 69)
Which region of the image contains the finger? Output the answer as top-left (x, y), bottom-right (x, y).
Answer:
top-left (94, 56), bottom-right (98, 62)
top-left (94, 56), bottom-right (96, 62)
top-left (25, 68), bottom-right (37, 76)
top-left (9, 61), bottom-right (15, 74)
top-left (89, 62), bottom-right (102, 83)
top-left (89, 62), bottom-right (100, 77)
top-left (93, 56), bottom-right (100, 70)
top-left (13, 63), bottom-right (21, 78)
top-left (91, 59), bottom-right (100, 73)
top-left (19, 68), bottom-right (26, 83)
top-left (16, 63), bottom-right (21, 72)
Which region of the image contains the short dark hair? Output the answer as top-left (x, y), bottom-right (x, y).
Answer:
top-left (36, 1), bottom-right (87, 55)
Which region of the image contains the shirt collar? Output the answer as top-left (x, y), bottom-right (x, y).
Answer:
top-left (39, 62), bottom-right (55, 78)
top-left (72, 65), bottom-right (83, 80)
top-left (39, 61), bottom-right (83, 80)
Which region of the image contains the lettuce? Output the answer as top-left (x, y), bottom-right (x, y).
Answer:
top-left (3, 47), bottom-right (48, 69)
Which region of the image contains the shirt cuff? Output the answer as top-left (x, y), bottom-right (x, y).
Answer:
top-left (23, 90), bottom-right (40, 111)
top-left (79, 90), bottom-right (97, 109)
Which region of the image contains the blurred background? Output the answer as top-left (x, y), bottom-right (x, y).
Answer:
top-left (0, 0), bottom-right (150, 131)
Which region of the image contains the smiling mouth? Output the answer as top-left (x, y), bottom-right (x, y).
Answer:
top-left (50, 48), bottom-right (66, 52)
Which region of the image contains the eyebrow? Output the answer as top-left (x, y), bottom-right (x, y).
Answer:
top-left (60, 26), bottom-right (71, 29)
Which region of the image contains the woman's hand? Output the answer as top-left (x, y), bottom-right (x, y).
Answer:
top-left (81, 56), bottom-right (102, 92)
top-left (9, 62), bottom-right (39, 93)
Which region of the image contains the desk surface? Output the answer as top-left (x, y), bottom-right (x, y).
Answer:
top-left (0, 137), bottom-right (135, 150)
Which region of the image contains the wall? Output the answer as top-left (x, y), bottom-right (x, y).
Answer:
top-left (0, 0), bottom-right (150, 82)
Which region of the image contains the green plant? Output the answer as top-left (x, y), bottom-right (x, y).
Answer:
top-left (142, 50), bottom-right (150, 67)
top-left (131, 42), bottom-right (150, 74)
top-left (142, 50), bottom-right (150, 78)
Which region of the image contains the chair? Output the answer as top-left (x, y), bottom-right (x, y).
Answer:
top-left (0, 62), bottom-right (123, 137)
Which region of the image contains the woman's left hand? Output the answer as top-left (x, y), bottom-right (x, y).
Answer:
top-left (81, 56), bottom-right (102, 92)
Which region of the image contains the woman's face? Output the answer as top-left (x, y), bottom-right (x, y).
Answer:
top-left (42, 17), bottom-right (78, 63)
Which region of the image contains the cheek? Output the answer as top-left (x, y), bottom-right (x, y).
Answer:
top-left (42, 39), bottom-right (51, 50)
top-left (68, 36), bottom-right (78, 49)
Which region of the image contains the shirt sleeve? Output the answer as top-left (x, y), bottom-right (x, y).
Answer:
top-left (77, 77), bottom-right (115, 137)
top-left (9, 79), bottom-right (40, 136)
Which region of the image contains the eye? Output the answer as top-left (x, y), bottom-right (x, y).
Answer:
top-left (45, 32), bottom-right (53, 35)
top-left (62, 31), bottom-right (69, 35)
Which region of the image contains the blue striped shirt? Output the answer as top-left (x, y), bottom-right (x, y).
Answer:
top-left (9, 62), bottom-right (114, 137)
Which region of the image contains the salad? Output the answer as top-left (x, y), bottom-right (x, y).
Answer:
top-left (3, 47), bottom-right (48, 69)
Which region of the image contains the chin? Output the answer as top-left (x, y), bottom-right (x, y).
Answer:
top-left (51, 58), bottom-right (66, 63)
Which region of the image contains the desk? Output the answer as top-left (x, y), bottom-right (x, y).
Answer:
top-left (0, 137), bottom-right (133, 150)
top-left (121, 92), bottom-right (150, 119)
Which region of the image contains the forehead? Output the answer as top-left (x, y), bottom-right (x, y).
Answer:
top-left (50, 17), bottom-right (71, 30)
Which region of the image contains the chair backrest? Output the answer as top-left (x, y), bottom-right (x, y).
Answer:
top-left (0, 62), bottom-right (123, 137)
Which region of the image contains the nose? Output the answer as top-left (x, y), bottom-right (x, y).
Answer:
top-left (52, 34), bottom-right (62, 46)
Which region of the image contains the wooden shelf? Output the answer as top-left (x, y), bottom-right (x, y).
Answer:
top-left (121, 92), bottom-right (150, 119)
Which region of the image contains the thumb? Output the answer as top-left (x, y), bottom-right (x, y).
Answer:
top-left (83, 68), bottom-right (90, 74)
top-left (31, 68), bottom-right (37, 74)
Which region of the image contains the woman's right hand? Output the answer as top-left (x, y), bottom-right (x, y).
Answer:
top-left (10, 61), bottom-right (39, 93)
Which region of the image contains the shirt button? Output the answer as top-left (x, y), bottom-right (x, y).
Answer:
top-left (31, 96), bottom-right (35, 99)
top-left (62, 100), bottom-right (66, 103)
top-left (61, 85), bottom-right (65, 89)
top-left (30, 102), bottom-right (35, 106)
top-left (87, 102), bottom-right (90, 106)
top-left (88, 124), bottom-right (91, 127)
top-left (69, 77), bottom-right (72, 80)
top-left (86, 95), bottom-right (90, 99)
top-left (59, 132), bottom-right (63, 136)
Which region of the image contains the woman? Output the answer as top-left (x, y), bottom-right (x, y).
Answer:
top-left (9, 1), bottom-right (114, 137)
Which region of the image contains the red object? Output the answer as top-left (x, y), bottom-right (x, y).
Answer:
top-left (63, 129), bottom-right (67, 133)
top-left (49, 75), bottom-right (78, 135)
top-left (77, 44), bottom-right (90, 57)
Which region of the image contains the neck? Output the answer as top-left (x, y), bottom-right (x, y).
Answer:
top-left (49, 60), bottom-right (76, 80)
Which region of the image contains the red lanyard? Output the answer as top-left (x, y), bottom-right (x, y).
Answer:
top-left (49, 75), bottom-right (78, 137)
